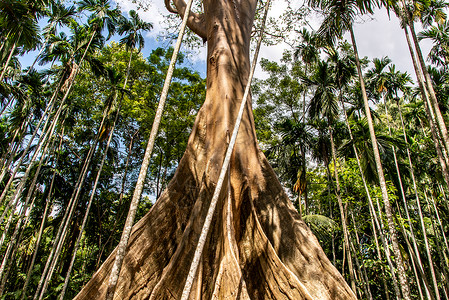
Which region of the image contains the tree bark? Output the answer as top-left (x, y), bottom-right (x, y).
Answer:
top-left (74, 0), bottom-right (355, 299)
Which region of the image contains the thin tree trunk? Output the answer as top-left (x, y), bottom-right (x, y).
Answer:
top-left (428, 189), bottom-right (449, 256)
top-left (384, 101), bottom-right (434, 299)
top-left (349, 26), bottom-right (411, 300)
top-left (35, 106), bottom-right (109, 300)
top-left (0, 41), bottom-right (17, 82)
top-left (105, 2), bottom-right (194, 296)
top-left (394, 199), bottom-right (430, 300)
top-left (59, 103), bottom-right (121, 300)
top-left (394, 100), bottom-right (440, 299)
top-left (0, 142), bottom-right (54, 287)
top-left (329, 125), bottom-right (357, 293)
top-left (401, 3), bottom-right (449, 156)
top-left (0, 124), bottom-right (21, 174)
top-left (0, 96), bottom-right (62, 240)
top-left (340, 94), bottom-right (394, 299)
top-left (425, 190), bottom-right (449, 296)
top-left (350, 213), bottom-right (373, 300)
top-left (0, 73), bottom-right (64, 206)
top-left (401, 22), bottom-right (449, 189)
top-left (21, 127), bottom-right (64, 299)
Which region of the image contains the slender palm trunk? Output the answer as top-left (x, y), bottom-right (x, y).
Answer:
top-left (0, 41), bottom-right (18, 82)
top-left (0, 107), bottom-right (61, 253)
top-left (21, 186), bottom-right (52, 299)
top-left (35, 106), bottom-right (109, 300)
top-left (329, 125), bottom-right (357, 292)
top-left (302, 64), bottom-right (308, 214)
top-left (401, 4), bottom-right (449, 156)
top-left (59, 105), bottom-right (120, 300)
top-left (0, 94), bottom-right (62, 233)
top-left (350, 213), bottom-right (373, 300)
top-left (349, 26), bottom-right (411, 300)
top-left (394, 199), bottom-right (430, 300)
top-left (0, 95), bottom-right (15, 117)
top-left (0, 131), bottom-right (57, 289)
top-left (25, 32), bottom-right (52, 75)
top-left (21, 126), bottom-right (64, 299)
top-left (0, 73), bottom-right (64, 206)
top-left (424, 190), bottom-right (449, 299)
top-left (0, 192), bottom-right (38, 294)
top-left (395, 101), bottom-right (440, 299)
top-left (340, 99), bottom-right (397, 299)
top-left (383, 100), bottom-right (434, 299)
top-left (401, 25), bottom-right (449, 191)
top-left (0, 125), bottom-right (22, 183)
top-left (32, 31), bottom-right (98, 300)
top-left (428, 189), bottom-right (449, 256)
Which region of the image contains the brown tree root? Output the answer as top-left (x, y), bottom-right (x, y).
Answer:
top-left (75, 134), bottom-right (356, 299)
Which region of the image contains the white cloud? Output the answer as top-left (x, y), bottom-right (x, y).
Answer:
top-left (117, 0), bottom-right (435, 82)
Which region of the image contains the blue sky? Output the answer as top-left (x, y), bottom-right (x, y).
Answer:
top-left (20, 0), bottom-right (435, 83)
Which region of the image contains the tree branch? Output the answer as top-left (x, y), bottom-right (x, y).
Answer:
top-left (165, 0), bottom-right (207, 40)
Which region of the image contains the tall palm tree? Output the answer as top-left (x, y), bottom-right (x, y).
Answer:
top-left (397, 0), bottom-right (449, 159)
top-left (367, 59), bottom-right (437, 299)
top-left (0, 0), bottom-right (44, 81)
top-left (58, 67), bottom-right (127, 300)
top-left (327, 47), bottom-right (396, 298)
top-left (307, 0), bottom-right (411, 297)
top-left (27, 0), bottom-right (77, 72)
top-left (117, 9), bottom-right (153, 89)
top-left (294, 28), bottom-right (319, 214)
top-left (303, 60), bottom-right (357, 292)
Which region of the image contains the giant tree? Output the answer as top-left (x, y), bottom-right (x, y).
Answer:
top-left (74, 0), bottom-right (355, 298)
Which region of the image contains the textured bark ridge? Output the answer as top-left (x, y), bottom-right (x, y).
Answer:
top-left (75, 0), bottom-right (356, 298)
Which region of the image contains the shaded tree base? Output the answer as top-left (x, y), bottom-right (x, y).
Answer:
top-left (75, 132), bottom-right (355, 299)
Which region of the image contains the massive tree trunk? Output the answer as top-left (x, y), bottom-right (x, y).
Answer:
top-left (75, 0), bottom-right (355, 298)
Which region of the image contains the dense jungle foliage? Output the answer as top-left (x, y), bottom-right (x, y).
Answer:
top-left (1, 0), bottom-right (449, 299)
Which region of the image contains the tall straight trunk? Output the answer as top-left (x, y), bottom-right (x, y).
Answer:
top-left (118, 129), bottom-right (138, 204)
top-left (76, 0), bottom-right (356, 298)
top-left (59, 102), bottom-right (121, 300)
top-left (104, 3), bottom-right (196, 297)
top-left (349, 26), bottom-right (411, 300)
top-left (0, 191), bottom-right (38, 295)
top-left (384, 101), bottom-right (435, 299)
top-left (0, 132), bottom-right (57, 289)
top-left (350, 213), bottom-right (373, 300)
top-left (21, 127), bottom-right (64, 299)
top-left (35, 106), bottom-right (109, 300)
top-left (0, 73), bottom-right (64, 206)
top-left (395, 100), bottom-right (440, 299)
top-left (0, 40), bottom-right (18, 82)
top-left (0, 125), bottom-right (22, 185)
top-left (425, 191), bottom-right (449, 297)
top-left (401, 4), bottom-right (449, 156)
top-left (0, 105), bottom-right (62, 252)
top-left (340, 99), bottom-right (398, 299)
top-left (394, 199), bottom-right (431, 300)
top-left (401, 24), bottom-right (449, 189)
top-left (329, 125), bottom-right (356, 292)
top-left (32, 33), bottom-right (97, 299)
top-left (302, 64), bottom-right (308, 215)
top-left (429, 189), bottom-right (449, 256)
